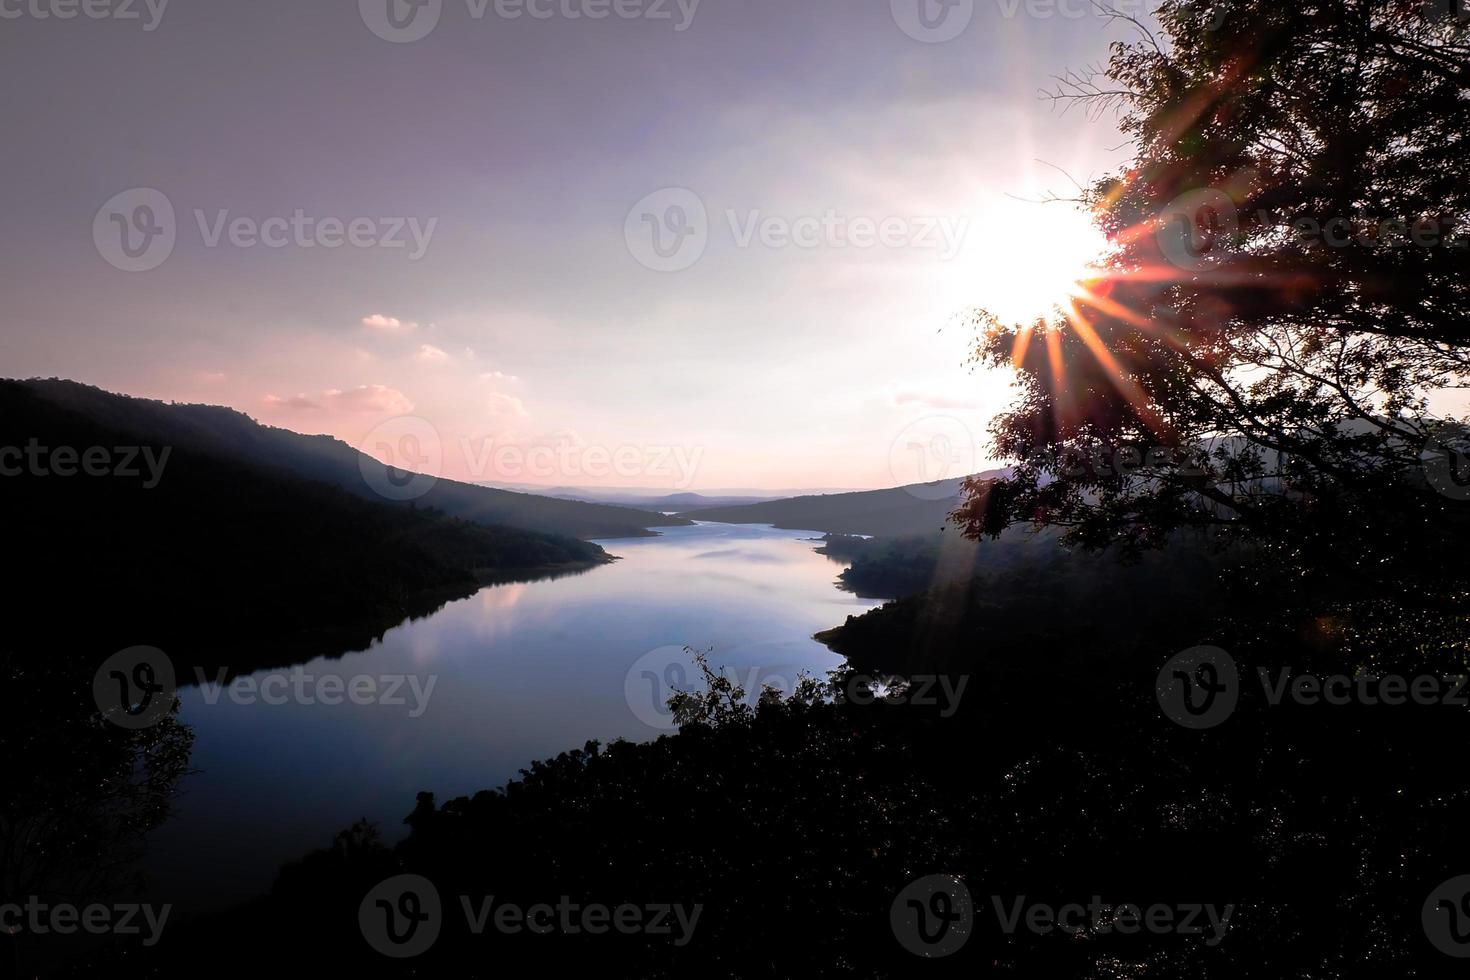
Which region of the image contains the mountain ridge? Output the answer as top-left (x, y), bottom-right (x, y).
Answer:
top-left (673, 470), bottom-right (1011, 537)
top-left (0, 379), bottom-right (615, 671)
top-left (13, 378), bottom-right (689, 539)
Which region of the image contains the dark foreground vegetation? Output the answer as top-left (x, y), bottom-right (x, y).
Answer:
top-left (65, 591), bottom-right (1470, 978)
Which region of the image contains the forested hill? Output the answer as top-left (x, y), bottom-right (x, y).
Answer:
top-left (676, 472), bottom-right (1009, 536)
top-left (0, 380), bottom-right (613, 671)
top-left (12, 379), bottom-right (690, 540)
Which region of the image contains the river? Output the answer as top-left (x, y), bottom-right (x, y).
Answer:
top-left (144, 521), bottom-right (882, 913)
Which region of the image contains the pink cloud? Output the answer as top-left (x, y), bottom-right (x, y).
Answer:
top-left (263, 393), bottom-right (323, 411)
top-left (487, 391), bottom-right (528, 419)
top-left (361, 313), bottom-right (416, 332)
top-left (323, 385), bottom-right (415, 414)
top-left (262, 385), bottom-right (414, 415)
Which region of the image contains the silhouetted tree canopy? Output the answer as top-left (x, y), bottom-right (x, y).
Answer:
top-left (957, 0), bottom-right (1470, 638)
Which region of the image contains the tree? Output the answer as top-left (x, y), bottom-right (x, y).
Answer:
top-left (0, 654), bottom-right (193, 978)
top-left (955, 0), bottom-right (1470, 658)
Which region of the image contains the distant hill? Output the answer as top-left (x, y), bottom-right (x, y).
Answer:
top-left (674, 471), bottom-right (1010, 537)
top-left (649, 491), bottom-right (768, 511)
top-left (580, 491), bottom-right (775, 512)
top-left (1, 380), bottom-right (614, 671)
top-left (15, 379), bottom-right (688, 539)
top-left (514, 488), bottom-right (782, 512)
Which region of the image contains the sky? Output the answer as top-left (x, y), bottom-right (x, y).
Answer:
top-left (0, 0), bottom-right (1141, 491)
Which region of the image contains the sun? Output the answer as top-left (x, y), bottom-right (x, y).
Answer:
top-left (937, 197), bottom-right (1108, 326)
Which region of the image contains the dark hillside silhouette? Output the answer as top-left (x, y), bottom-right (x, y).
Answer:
top-left (16, 379), bottom-right (690, 540)
top-left (0, 381), bottom-right (610, 673)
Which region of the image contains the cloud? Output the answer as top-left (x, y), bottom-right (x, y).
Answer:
top-left (264, 385), bottom-right (413, 414)
top-left (323, 385), bottom-right (415, 414)
top-left (479, 370), bottom-right (520, 383)
top-left (196, 370), bottom-right (227, 384)
top-left (415, 344), bottom-right (449, 363)
top-left (486, 392), bottom-right (528, 419)
top-left (361, 313), bottom-right (417, 332)
top-left (263, 393), bottom-right (323, 411)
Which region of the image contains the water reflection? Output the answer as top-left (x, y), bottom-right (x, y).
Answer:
top-left (145, 522), bottom-right (880, 912)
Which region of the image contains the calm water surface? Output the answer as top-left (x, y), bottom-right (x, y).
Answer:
top-left (147, 522), bottom-right (879, 911)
